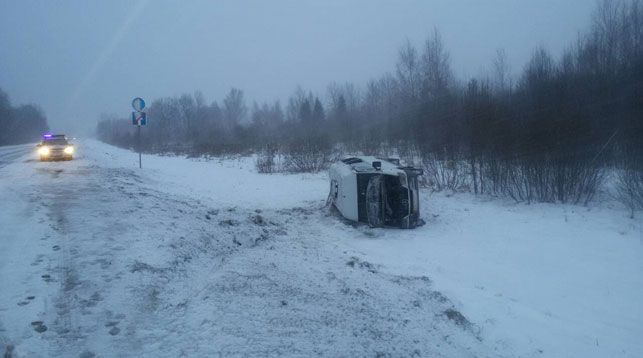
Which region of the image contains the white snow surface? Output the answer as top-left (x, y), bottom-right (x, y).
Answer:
top-left (0, 139), bottom-right (641, 357)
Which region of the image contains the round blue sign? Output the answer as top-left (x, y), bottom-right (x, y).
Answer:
top-left (132, 97), bottom-right (145, 112)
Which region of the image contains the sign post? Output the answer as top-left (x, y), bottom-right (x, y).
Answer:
top-left (131, 97), bottom-right (146, 168)
top-left (137, 125), bottom-right (141, 169)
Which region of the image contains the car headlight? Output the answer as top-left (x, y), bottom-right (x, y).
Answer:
top-left (64, 146), bottom-right (74, 154)
top-left (39, 146), bottom-right (50, 156)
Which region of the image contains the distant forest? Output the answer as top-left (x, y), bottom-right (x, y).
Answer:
top-left (97, 0), bottom-right (643, 212)
top-left (0, 87), bottom-right (49, 146)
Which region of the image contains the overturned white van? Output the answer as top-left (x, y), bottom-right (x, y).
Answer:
top-left (328, 156), bottom-right (425, 229)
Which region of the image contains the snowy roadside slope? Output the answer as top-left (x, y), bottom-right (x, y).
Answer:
top-left (333, 193), bottom-right (643, 358)
top-left (91, 140), bottom-right (328, 210)
top-left (91, 140), bottom-right (642, 357)
top-left (89, 140), bottom-right (643, 357)
top-left (0, 140), bottom-right (499, 357)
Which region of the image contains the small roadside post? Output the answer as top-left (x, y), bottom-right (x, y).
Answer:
top-left (131, 97), bottom-right (146, 169)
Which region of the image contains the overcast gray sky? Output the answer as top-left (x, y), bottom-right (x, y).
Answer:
top-left (0, 0), bottom-right (595, 135)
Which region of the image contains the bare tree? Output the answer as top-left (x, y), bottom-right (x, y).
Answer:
top-left (492, 49), bottom-right (512, 94)
top-left (223, 88), bottom-right (247, 127)
top-left (420, 28), bottom-right (453, 99)
top-left (396, 39), bottom-right (422, 103)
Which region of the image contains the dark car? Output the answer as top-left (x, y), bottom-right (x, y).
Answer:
top-left (37, 134), bottom-right (74, 161)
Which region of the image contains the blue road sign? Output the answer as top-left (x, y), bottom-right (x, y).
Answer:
top-left (132, 111), bottom-right (147, 126)
top-left (132, 97), bottom-right (146, 112)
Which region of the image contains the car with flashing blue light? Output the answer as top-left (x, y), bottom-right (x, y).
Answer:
top-left (37, 134), bottom-right (75, 161)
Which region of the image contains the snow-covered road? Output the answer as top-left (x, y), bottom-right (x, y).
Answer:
top-left (0, 143), bottom-right (32, 169)
top-left (0, 140), bottom-right (641, 357)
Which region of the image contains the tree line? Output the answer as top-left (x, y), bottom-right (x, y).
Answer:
top-left (0, 87), bottom-right (49, 146)
top-left (97, 0), bottom-right (643, 212)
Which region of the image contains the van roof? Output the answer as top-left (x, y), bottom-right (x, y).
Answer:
top-left (340, 156), bottom-right (405, 175)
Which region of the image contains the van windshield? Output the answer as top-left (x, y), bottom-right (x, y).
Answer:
top-left (383, 175), bottom-right (409, 226)
top-left (366, 174), bottom-right (410, 228)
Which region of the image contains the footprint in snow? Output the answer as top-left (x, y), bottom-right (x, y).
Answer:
top-left (31, 321), bottom-right (47, 333)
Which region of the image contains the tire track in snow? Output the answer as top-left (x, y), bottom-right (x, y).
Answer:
top-left (0, 144), bottom-right (32, 169)
top-left (31, 163), bottom-right (132, 356)
top-left (35, 167), bottom-right (90, 352)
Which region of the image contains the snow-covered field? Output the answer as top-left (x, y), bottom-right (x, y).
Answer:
top-left (0, 140), bottom-right (641, 357)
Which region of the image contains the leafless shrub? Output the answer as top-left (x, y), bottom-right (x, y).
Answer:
top-left (421, 152), bottom-right (469, 191)
top-left (283, 136), bottom-right (332, 173)
top-left (481, 157), bottom-right (604, 204)
top-left (255, 146), bottom-right (278, 173)
top-left (616, 168), bottom-right (643, 218)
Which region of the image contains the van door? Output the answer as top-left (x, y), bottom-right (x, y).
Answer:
top-left (366, 175), bottom-right (383, 227)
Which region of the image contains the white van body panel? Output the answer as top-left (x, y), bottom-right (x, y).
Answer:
top-left (329, 162), bottom-right (359, 221)
top-left (328, 156), bottom-right (424, 229)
